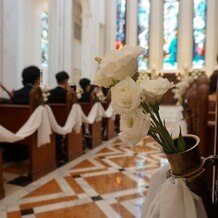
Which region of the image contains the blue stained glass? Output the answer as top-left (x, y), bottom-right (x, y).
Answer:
top-left (163, 0), bottom-right (179, 70)
top-left (137, 0), bottom-right (150, 70)
top-left (41, 12), bottom-right (49, 66)
top-left (193, 0), bottom-right (207, 69)
top-left (116, 0), bottom-right (127, 49)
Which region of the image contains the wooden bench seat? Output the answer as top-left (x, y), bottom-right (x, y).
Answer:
top-left (48, 103), bottom-right (83, 161)
top-left (0, 104), bottom-right (56, 181)
top-left (80, 103), bottom-right (102, 148)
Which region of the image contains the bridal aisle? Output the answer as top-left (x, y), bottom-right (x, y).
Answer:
top-left (0, 136), bottom-right (166, 218)
top-left (0, 105), bottom-right (183, 218)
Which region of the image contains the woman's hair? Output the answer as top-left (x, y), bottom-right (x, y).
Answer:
top-left (22, 66), bottom-right (40, 85)
top-left (79, 78), bottom-right (91, 91)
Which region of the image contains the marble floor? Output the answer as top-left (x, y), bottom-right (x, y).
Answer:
top-left (0, 105), bottom-right (184, 218)
top-left (0, 136), bottom-right (168, 218)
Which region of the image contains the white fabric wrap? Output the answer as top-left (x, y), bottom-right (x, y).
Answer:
top-left (0, 106), bottom-right (51, 147)
top-left (0, 103), bottom-right (115, 147)
top-left (141, 165), bottom-right (207, 218)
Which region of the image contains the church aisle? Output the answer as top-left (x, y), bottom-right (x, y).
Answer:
top-left (0, 136), bottom-right (166, 218)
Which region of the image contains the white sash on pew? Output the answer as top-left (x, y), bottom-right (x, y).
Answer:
top-left (0, 103), bottom-right (115, 147)
top-left (0, 106), bottom-right (51, 147)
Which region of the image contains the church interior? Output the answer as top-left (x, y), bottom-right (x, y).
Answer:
top-left (0, 0), bottom-right (218, 217)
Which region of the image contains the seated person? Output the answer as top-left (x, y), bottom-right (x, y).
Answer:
top-left (48, 71), bottom-right (70, 103)
top-left (78, 78), bottom-right (91, 103)
top-left (47, 71), bottom-right (71, 160)
top-left (12, 66), bottom-right (40, 104)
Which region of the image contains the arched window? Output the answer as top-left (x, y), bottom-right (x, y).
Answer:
top-left (116, 0), bottom-right (127, 49)
top-left (163, 0), bottom-right (179, 70)
top-left (192, 0), bottom-right (207, 69)
top-left (137, 0), bottom-right (150, 70)
top-left (41, 12), bottom-right (49, 67)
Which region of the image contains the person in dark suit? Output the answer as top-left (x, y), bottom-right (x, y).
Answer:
top-left (48, 71), bottom-right (69, 103)
top-left (12, 66), bottom-right (40, 104)
top-left (78, 78), bottom-right (91, 103)
top-left (47, 71), bottom-right (70, 161)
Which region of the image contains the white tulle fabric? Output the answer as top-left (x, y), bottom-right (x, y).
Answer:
top-left (0, 103), bottom-right (115, 147)
top-left (0, 106), bottom-right (51, 146)
top-left (141, 165), bottom-right (207, 218)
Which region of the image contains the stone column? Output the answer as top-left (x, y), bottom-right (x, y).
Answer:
top-left (126, 0), bottom-right (137, 45)
top-left (105, 0), bottom-right (116, 52)
top-left (2, 0), bottom-right (19, 90)
top-left (48, 0), bottom-right (73, 87)
top-left (177, 0), bottom-right (193, 74)
top-left (81, 12), bottom-right (92, 79)
top-left (149, 0), bottom-right (163, 76)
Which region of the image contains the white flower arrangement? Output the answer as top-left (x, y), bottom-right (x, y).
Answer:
top-left (40, 85), bottom-right (51, 103)
top-left (76, 86), bottom-right (83, 100)
top-left (172, 75), bottom-right (194, 108)
top-left (94, 45), bottom-right (186, 154)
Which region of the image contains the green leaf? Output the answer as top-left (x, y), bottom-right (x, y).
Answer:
top-left (177, 127), bottom-right (186, 152)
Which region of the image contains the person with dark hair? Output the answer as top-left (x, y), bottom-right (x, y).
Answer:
top-left (48, 71), bottom-right (70, 103)
top-left (47, 71), bottom-right (71, 161)
top-left (78, 78), bottom-right (91, 102)
top-left (12, 65), bottom-right (40, 104)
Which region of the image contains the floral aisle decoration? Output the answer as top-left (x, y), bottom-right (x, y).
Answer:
top-left (40, 85), bottom-right (51, 103)
top-left (94, 45), bottom-right (215, 216)
top-left (172, 75), bottom-right (194, 110)
top-left (94, 45), bottom-right (187, 154)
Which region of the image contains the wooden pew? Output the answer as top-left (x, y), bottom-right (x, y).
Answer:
top-left (48, 103), bottom-right (83, 161)
top-left (102, 103), bottom-right (116, 140)
top-left (80, 103), bottom-right (102, 148)
top-left (0, 87), bottom-right (56, 181)
top-left (0, 148), bottom-right (4, 199)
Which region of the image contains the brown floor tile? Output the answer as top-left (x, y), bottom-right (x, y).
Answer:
top-left (20, 195), bottom-right (77, 210)
top-left (71, 160), bottom-right (95, 169)
top-left (111, 203), bottom-right (134, 218)
top-left (94, 158), bottom-right (111, 168)
top-left (110, 156), bottom-right (143, 168)
top-left (7, 211), bottom-right (21, 218)
top-left (35, 202), bottom-right (107, 218)
top-left (24, 179), bottom-right (62, 198)
top-left (70, 168), bottom-right (107, 177)
top-left (85, 172), bottom-right (137, 194)
top-left (116, 191), bottom-right (146, 202)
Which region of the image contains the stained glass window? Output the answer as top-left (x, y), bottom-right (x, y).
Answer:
top-left (163, 0), bottom-right (179, 70)
top-left (137, 0), bottom-right (150, 70)
top-left (193, 0), bottom-right (207, 69)
top-left (116, 0), bottom-right (127, 49)
top-left (41, 12), bottom-right (49, 66)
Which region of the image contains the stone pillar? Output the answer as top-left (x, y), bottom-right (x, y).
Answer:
top-left (105, 0), bottom-right (116, 52)
top-left (126, 0), bottom-right (137, 45)
top-left (48, 0), bottom-right (73, 87)
top-left (149, 0), bottom-right (163, 76)
top-left (81, 12), bottom-right (93, 79)
top-left (2, 0), bottom-right (19, 90)
top-left (177, 0), bottom-right (193, 75)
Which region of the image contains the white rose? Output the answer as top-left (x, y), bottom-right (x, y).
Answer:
top-left (94, 45), bottom-right (144, 88)
top-left (140, 77), bottom-right (174, 104)
top-left (111, 77), bottom-right (141, 114)
top-left (119, 108), bottom-right (151, 145)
